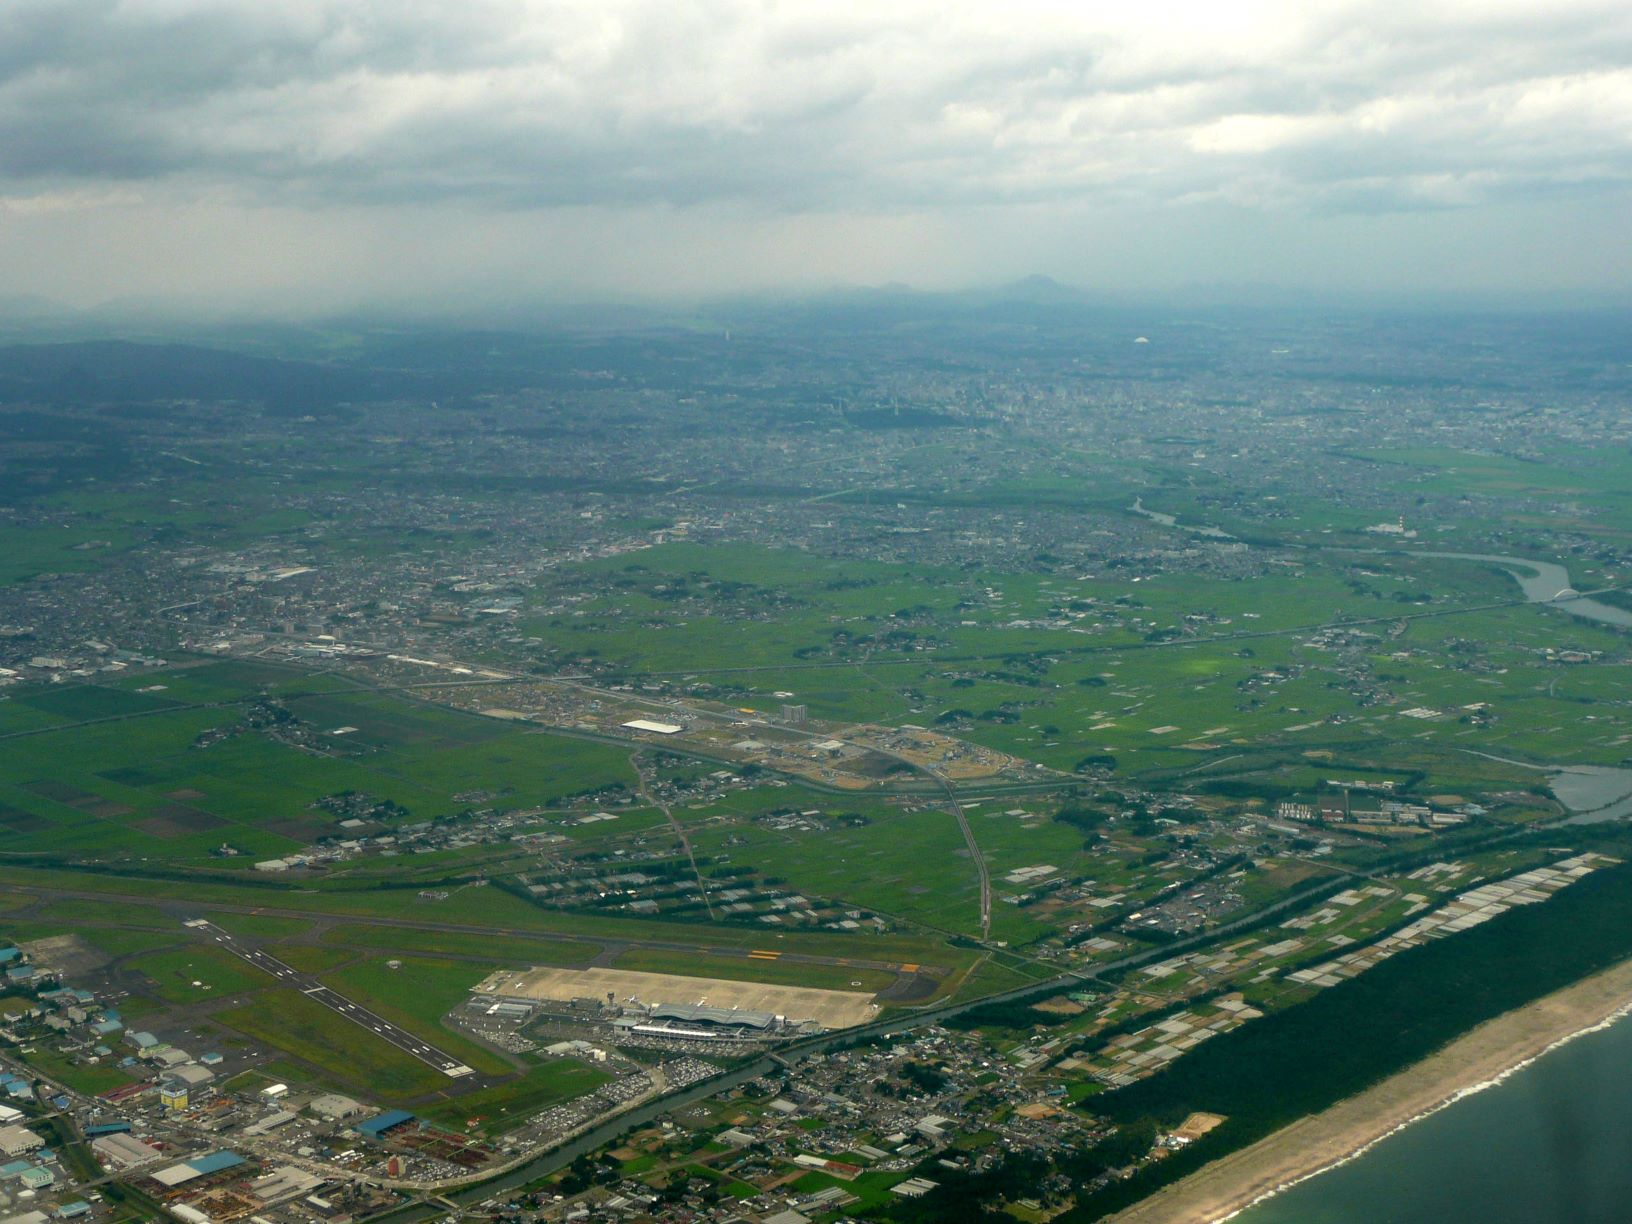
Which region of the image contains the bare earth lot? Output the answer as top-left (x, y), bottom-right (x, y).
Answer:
top-left (479, 965), bottom-right (880, 1028)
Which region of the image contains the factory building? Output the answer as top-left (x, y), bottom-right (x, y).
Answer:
top-left (0, 1126), bottom-right (43, 1157)
top-left (354, 1110), bottom-right (415, 1141)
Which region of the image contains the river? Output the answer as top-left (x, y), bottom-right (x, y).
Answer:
top-left (1125, 528), bottom-right (1632, 1220)
top-left (1128, 499), bottom-right (1237, 540)
top-left (1128, 500), bottom-right (1632, 629)
top-left (1409, 551), bottom-right (1632, 629)
top-left (1547, 766), bottom-right (1632, 824)
top-left (1364, 552), bottom-right (1632, 818)
top-left (1235, 1008), bottom-right (1632, 1224)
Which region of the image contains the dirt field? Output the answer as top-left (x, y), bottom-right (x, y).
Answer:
top-left (478, 966), bottom-right (880, 1028)
top-left (22, 933), bottom-right (111, 976)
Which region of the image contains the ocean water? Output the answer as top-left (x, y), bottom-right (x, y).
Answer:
top-left (1235, 1009), bottom-right (1632, 1224)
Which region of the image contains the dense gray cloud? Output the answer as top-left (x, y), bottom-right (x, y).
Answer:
top-left (7, 0), bottom-right (1632, 211)
top-left (1, 0), bottom-right (1630, 307)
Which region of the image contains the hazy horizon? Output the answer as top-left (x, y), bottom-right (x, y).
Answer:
top-left (3, 0), bottom-right (1631, 318)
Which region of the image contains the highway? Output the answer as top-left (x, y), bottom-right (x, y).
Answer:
top-left (183, 919), bottom-right (475, 1079)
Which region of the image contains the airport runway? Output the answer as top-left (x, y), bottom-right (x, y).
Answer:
top-left (183, 918), bottom-right (475, 1078)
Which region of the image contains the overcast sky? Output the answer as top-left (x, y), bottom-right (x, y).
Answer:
top-left (3, 0), bottom-right (1631, 313)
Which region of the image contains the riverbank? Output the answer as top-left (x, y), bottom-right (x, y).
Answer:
top-left (1106, 956), bottom-right (1632, 1224)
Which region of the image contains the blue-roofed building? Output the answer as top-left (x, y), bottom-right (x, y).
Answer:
top-left (127, 1031), bottom-right (159, 1050)
top-left (5, 965), bottom-right (34, 982)
top-left (93, 1019), bottom-right (122, 1036)
top-left (56, 1201), bottom-right (92, 1218)
top-left (355, 1110), bottom-right (414, 1139)
top-left (187, 1151), bottom-right (246, 1177)
top-left (50, 1095), bottom-right (69, 1111)
top-left (0, 948), bottom-right (19, 964)
top-left (6, 1083), bottom-right (33, 1101)
top-left (83, 1122), bottom-right (132, 1137)
top-left (199, 1052), bottom-right (223, 1066)
top-left (0, 1160), bottom-right (33, 1178)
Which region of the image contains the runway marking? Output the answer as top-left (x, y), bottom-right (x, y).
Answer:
top-left (184, 918), bottom-right (474, 1078)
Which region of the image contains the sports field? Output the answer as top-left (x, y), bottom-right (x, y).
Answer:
top-left (479, 965), bottom-right (880, 1028)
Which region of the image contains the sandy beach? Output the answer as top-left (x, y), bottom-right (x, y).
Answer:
top-left (1107, 956), bottom-right (1632, 1224)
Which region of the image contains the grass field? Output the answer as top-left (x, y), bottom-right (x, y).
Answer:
top-left (16, 684), bottom-right (183, 721)
top-left (214, 987), bottom-right (457, 1099)
top-left (271, 944), bottom-right (358, 974)
top-left (609, 947), bottom-right (898, 994)
top-left (324, 955), bottom-right (511, 1075)
top-left (18, 1045), bottom-right (137, 1096)
top-left (483, 536), bottom-right (1632, 798)
top-left (0, 661), bottom-right (642, 864)
top-left (317, 923), bottom-right (601, 966)
top-left (0, 861), bottom-right (970, 969)
top-left (128, 945), bottom-right (275, 1003)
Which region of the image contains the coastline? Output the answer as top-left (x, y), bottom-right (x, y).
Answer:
top-left (1105, 955), bottom-right (1632, 1224)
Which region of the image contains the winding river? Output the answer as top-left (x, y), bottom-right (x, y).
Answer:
top-left (1347, 551), bottom-right (1632, 819)
top-left (1129, 500), bottom-right (1631, 627)
top-left (1410, 551), bottom-right (1632, 629)
top-left (1131, 507), bottom-right (1632, 817)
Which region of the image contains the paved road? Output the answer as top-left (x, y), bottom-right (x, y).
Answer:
top-left (947, 779), bottom-right (992, 941)
top-left (631, 753), bottom-right (715, 921)
top-left (184, 919), bottom-right (475, 1078)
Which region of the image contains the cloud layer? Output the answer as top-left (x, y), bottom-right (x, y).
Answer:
top-left (6, 0), bottom-right (1632, 213)
top-left (2, 1), bottom-right (1631, 307)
